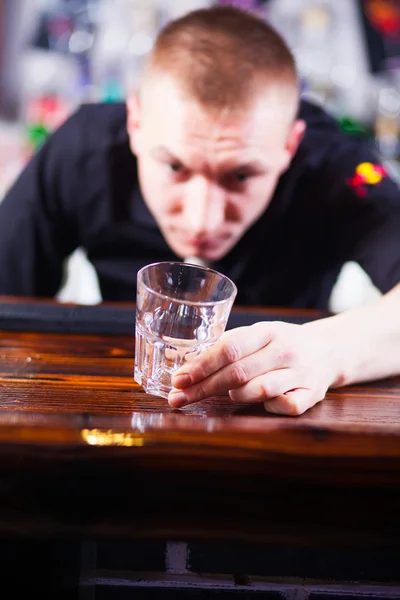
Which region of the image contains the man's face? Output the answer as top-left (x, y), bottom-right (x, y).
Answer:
top-left (127, 76), bottom-right (304, 262)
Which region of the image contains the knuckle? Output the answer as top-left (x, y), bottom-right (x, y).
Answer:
top-left (222, 340), bottom-right (241, 364)
top-left (285, 399), bottom-right (303, 416)
top-left (196, 364), bottom-right (210, 381)
top-left (276, 347), bottom-right (294, 365)
top-left (194, 384), bottom-right (207, 402)
top-left (229, 362), bottom-right (248, 386)
top-left (259, 380), bottom-right (275, 399)
top-left (281, 394), bottom-right (309, 416)
top-left (254, 321), bottom-right (276, 341)
top-left (264, 394), bottom-right (305, 416)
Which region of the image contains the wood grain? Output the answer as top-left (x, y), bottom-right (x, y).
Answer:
top-left (0, 302), bottom-right (398, 547)
top-left (0, 329), bottom-right (399, 423)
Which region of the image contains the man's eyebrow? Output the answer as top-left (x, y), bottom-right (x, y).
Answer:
top-left (150, 148), bottom-right (268, 173)
top-left (227, 159), bottom-right (268, 173)
top-left (151, 146), bottom-right (179, 161)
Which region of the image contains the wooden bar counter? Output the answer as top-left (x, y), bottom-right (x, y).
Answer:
top-left (0, 297), bottom-right (399, 597)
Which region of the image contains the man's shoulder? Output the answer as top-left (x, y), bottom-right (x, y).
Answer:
top-left (58, 102), bottom-right (129, 151)
top-left (298, 99), bottom-right (339, 132)
top-left (298, 99), bottom-right (343, 156)
top-left (74, 101), bottom-right (127, 130)
top-left (294, 99), bottom-right (362, 170)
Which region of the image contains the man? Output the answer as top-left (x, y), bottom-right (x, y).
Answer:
top-left (0, 6), bottom-right (399, 415)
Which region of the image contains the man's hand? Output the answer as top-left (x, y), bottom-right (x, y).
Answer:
top-left (168, 320), bottom-right (341, 415)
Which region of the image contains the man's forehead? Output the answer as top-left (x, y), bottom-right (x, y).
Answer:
top-left (140, 74), bottom-right (295, 130)
top-left (145, 122), bottom-right (290, 172)
top-left (143, 99), bottom-right (290, 152)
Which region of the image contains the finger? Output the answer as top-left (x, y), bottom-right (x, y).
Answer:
top-left (228, 369), bottom-right (298, 404)
top-left (171, 323), bottom-right (275, 389)
top-left (263, 388), bottom-right (323, 416)
top-left (169, 340), bottom-right (295, 409)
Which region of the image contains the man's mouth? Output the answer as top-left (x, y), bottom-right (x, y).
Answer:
top-left (176, 231), bottom-right (230, 249)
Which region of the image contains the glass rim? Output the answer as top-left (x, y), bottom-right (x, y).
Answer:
top-left (137, 261), bottom-right (237, 307)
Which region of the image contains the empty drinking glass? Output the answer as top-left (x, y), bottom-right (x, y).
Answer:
top-left (134, 261), bottom-right (237, 399)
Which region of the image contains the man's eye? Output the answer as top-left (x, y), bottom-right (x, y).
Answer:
top-left (235, 172), bottom-right (250, 182)
top-left (169, 163), bottom-right (182, 173)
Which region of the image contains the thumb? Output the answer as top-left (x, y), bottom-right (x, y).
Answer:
top-left (264, 388), bottom-right (316, 416)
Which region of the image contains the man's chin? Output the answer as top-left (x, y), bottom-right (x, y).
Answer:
top-left (164, 231), bottom-right (236, 263)
top-left (176, 243), bottom-right (233, 263)
top-left (199, 247), bottom-right (229, 262)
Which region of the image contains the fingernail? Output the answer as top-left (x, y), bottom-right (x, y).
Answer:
top-left (168, 390), bottom-right (189, 408)
top-left (172, 373), bottom-right (191, 388)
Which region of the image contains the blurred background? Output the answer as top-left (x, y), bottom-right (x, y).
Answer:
top-left (0, 0), bottom-right (399, 307)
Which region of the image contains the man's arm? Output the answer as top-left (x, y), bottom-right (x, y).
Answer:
top-left (319, 282), bottom-right (400, 386)
top-left (167, 137), bottom-right (400, 415)
top-left (0, 111), bottom-right (83, 297)
top-left (166, 283), bottom-right (400, 415)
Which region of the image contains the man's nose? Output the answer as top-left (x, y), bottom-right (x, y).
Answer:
top-left (182, 177), bottom-right (225, 234)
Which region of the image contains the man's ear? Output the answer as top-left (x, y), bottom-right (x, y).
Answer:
top-left (126, 92), bottom-right (141, 155)
top-left (286, 119), bottom-right (306, 158)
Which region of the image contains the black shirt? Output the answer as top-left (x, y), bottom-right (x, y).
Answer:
top-left (0, 100), bottom-right (399, 309)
